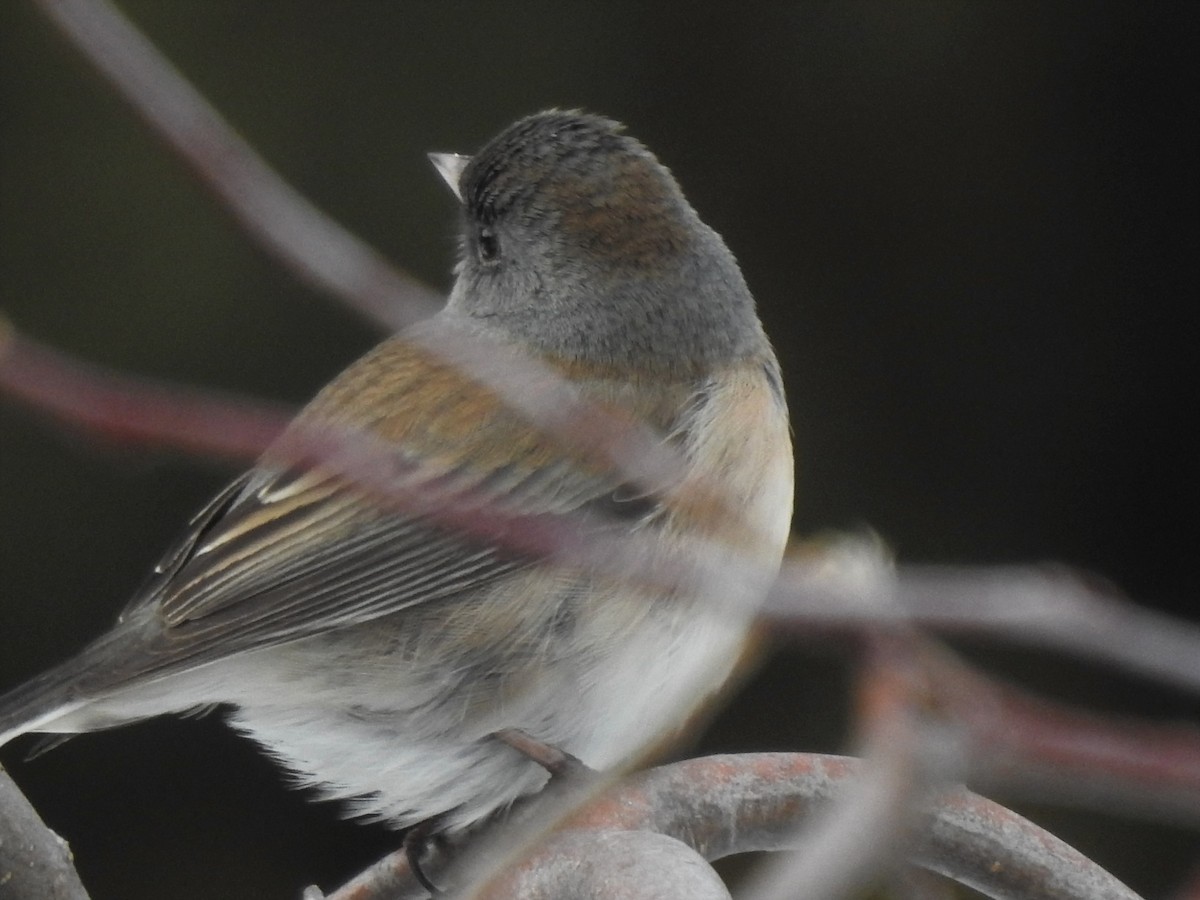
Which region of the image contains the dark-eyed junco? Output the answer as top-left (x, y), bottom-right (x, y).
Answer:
top-left (0, 110), bottom-right (793, 832)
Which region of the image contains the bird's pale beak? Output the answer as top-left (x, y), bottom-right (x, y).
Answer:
top-left (428, 152), bottom-right (471, 203)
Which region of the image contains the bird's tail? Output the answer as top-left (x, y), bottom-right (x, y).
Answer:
top-left (0, 623), bottom-right (150, 750)
top-left (0, 654), bottom-right (91, 749)
top-left (1, 621), bottom-right (219, 752)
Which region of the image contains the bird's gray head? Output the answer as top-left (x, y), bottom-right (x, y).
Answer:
top-left (432, 110), bottom-right (766, 373)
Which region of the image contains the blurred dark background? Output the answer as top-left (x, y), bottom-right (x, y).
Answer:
top-left (1, 2), bottom-right (1196, 897)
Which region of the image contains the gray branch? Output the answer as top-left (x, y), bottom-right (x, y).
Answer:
top-left (0, 766), bottom-right (90, 900)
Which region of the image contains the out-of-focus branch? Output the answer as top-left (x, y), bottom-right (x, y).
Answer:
top-left (1168, 867), bottom-right (1200, 900)
top-left (27, 0), bottom-right (1200, 709)
top-left (928, 645), bottom-right (1200, 825)
top-left (739, 635), bottom-right (960, 900)
top-left (0, 314), bottom-right (290, 460)
top-left (895, 564), bottom-right (1200, 695)
top-left (39, 0), bottom-right (1199, 689)
top-left (0, 766), bottom-right (91, 900)
top-left (890, 868), bottom-right (959, 900)
top-left (11, 300), bottom-right (1198, 729)
top-left (768, 544), bottom-right (1200, 695)
top-left (31, 0), bottom-right (442, 330)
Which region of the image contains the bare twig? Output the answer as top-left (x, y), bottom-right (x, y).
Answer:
top-left (767, 547), bottom-right (1200, 694)
top-left (738, 635), bottom-right (961, 900)
top-left (927, 645), bottom-right (1200, 825)
top-left (893, 564), bottom-right (1200, 694)
top-left (0, 314), bottom-right (290, 460)
top-left (32, 0), bottom-right (1200, 701)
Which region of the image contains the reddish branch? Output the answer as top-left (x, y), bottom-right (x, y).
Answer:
top-left (738, 634), bottom-right (956, 900)
top-left (310, 753), bottom-right (1142, 900)
top-left (0, 316), bottom-right (289, 460)
top-left (933, 648), bottom-right (1200, 822)
top-left (766, 553), bottom-right (1200, 696)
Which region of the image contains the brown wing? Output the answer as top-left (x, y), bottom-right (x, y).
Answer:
top-left (102, 333), bottom-right (674, 684)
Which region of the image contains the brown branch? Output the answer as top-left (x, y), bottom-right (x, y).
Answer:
top-left (926, 644), bottom-right (1200, 825)
top-left (917, 786), bottom-right (1141, 900)
top-left (739, 634), bottom-right (957, 900)
top-left (615, 754), bottom-right (1142, 900)
top-left (0, 315), bottom-right (290, 460)
top-left (766, 542), bottom-right (1200, 695)
top-left (313, 753), bottom-right (1143, 900)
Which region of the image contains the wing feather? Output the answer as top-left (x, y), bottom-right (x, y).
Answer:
top-left (105, 335), bottom-right (691, 684)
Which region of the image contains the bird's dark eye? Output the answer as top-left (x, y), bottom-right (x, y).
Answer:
top-left (476, 226), bottom-right (500, 264)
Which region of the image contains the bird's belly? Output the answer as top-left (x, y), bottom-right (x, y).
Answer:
top-left (207, 571), bottom-right (751, 829)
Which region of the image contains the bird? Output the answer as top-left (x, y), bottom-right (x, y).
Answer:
top-left (0, 110), bottom-right (793, 834)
